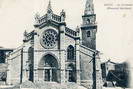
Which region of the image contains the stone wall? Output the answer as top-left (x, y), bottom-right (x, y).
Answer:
top-left (7, 46), bottom-right (23, 85)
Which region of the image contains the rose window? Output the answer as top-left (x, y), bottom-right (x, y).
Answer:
top-left (41, 29), bottom-right (57, 49)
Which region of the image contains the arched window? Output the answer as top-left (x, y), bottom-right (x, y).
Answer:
top-left (87, 19), bottom-right (90, 24)
top-left (67, 45), bottom-right (74, 60)
top-left (87, 31), bottom-right (91, 37)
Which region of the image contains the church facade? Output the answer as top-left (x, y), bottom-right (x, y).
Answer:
top-left (6, 0), bottom-right (102, 89)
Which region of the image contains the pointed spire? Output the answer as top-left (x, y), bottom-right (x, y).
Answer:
top-left (24, 30), bottom-right (27, 37)
top-left (34, 12), bottom-right (40, 23)
top-left (23, 30), bottom-right (27, 42)
top-left (47, 0), bottom-right (53, 13)
top-left (84, 0), bottom-right (94, 15)
top-left (35, 12), bottom-right (40, 20)
top-left (76, 26), bottom-right (80, 33)
top-left (60, 9), bottom-right (66, 22)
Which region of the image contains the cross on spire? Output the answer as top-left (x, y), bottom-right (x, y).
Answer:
top-left (84, 0), bottom-right (94, 15)
top-left (47, 0), bottom-right (53, 13)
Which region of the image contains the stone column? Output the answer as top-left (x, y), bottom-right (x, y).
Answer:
top-left (66, 70), bottom-right (69, 83)
top-left (38, 68), bottom-right (44, 81)
top-left (33, 49), bottom-right (39, 82)
top-left (75, 39), bottom-right (81, 84)
top-left (59, 24), bottom-right (66, 83)
top-left (50, 69), bottom-right (52, 81)
top-left (95, 53), bottom-right (103, 89)
top-left (33, 67), bottom-right (38, 82)
top-left (22, 47), bottom-right (29, 82)
top-left (43, 69), bottom-right (45, 81)
top-left (33, 31), bottom-right (40, 82)
top-left (6, 57), bottom-right (12, 85)
top-left (60, 51), bottom-right (66, 83)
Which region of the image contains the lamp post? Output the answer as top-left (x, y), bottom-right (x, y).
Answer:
top-left (93, 52), bottom-right (96, 89)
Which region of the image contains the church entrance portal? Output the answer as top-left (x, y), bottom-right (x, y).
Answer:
top-left (67, 64), bottom-right (76, 82)
top-left (39, 54), bottom-right (59, 82)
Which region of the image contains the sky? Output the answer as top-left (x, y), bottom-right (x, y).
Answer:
top-left (0, 0), bottom-right (133, 63)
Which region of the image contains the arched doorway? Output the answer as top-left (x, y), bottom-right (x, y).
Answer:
top-left (67, 64), bottom-right (76, 82)
top-left (39, 54), bottom-right (59, 82)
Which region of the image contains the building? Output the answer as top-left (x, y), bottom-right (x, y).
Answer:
top-left (0, 47), bottom-right (13, 84)
top-left (101, 60), bottom-right (116, 81)
top-left (101, 60), bottom-right (130, 88)
top-left (0, 47), bottom-right (13, 64)
top-left (6, 0), bottom-right (102, 89)
top-left (115, 62), bottom-right (130, 88)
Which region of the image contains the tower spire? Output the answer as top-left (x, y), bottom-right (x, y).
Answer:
top-left (84, 0), bottom-right (94, 15)
top-left (47, 0), bottom-right (53, 13)
top-left (81, 0), bottom-right (97, 49)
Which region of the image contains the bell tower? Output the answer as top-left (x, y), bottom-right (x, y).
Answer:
top-left (81, 0), bottom-right (97, 50)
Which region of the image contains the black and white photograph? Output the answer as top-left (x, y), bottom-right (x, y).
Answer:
top-left (0, 0), bottom-right (132, 89)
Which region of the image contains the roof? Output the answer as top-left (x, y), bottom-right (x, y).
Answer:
top-left (65, 27), bottom-right (79, 39)
top-left (0, 47), bottom-right (14, 51)
top-left (102, 60), bottom-right (117, 64)
top-left (107, 60), bottom-right (117, 64)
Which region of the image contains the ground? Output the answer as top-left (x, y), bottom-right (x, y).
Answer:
top-left (103, 87), bottom-right (131, 89)
top-left (0, 81), bottom-right (87, 89)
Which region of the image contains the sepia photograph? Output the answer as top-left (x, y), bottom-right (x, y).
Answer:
top-left (0, 0), bottom-right (133, 89)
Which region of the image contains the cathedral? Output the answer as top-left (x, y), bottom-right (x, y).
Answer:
top-left (6, 0), bottom-right (102, 89)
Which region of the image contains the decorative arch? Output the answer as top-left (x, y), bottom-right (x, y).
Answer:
top-left (39, 54), bottom-right (58, 68)
top-left (67, 63), bottom-right (76, 82)
top-left (67, 45), bottom-right (75, 61)
top-left (38, 53), bottom-right (59, 82)
top-left (39, 52), bottom-right (59, 67)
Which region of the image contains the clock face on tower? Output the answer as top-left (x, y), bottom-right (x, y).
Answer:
top-left (41, 29), bottom-right (58, 49)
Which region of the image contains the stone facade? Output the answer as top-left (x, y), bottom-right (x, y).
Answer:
top-left (6, 0), bottom-right (102, 89)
